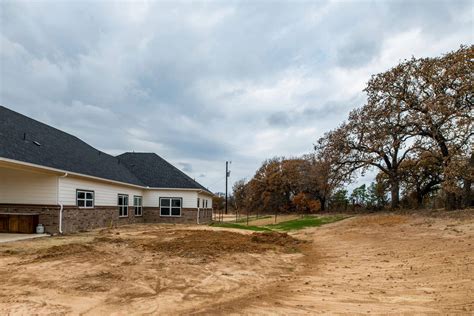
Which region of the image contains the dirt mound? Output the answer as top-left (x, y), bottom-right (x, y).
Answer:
top-left (93, 236), bottom-right (129, 244)
top-left (28, 230), bottom-right (303, 262)
top-left (397, 208), bottom-right (474, 220)
top-left (87, 271), bottom-right (124, 281)
top-left (98, 228), bottom-right (114, 235)
top-left (251, 232), bottom-right (303, 246)
top-left (350, 214), bottom-right (408, 227)
top-left (35, 243), bottom-right (95, 260)
top-left (74, 283), bottom-right (110, 292)
top-left (137, 230), bottom-right (303, 259)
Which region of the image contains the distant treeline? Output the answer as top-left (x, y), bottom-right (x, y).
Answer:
top-left (222, 45), bottom-right (473, 213)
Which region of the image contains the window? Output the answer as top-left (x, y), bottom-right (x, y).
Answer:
top-left (134, 196), bottom-right (143, 216)
top-left (118, 194), bottom-right (129, 217)
top-left (76, 190), bottom-right (94, 208)
top-left (197, 198), bottom-right (200, 208)
top-left (160, 197), bottom-right (182, 216)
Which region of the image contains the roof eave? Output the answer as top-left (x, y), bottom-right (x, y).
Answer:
top-left (0, 157), bottom-right (145, 189)
top-left (0, 157), bottom-right (215, 195)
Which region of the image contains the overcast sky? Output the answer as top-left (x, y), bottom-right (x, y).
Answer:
top-left (1, 0), bottom-right (472, 193)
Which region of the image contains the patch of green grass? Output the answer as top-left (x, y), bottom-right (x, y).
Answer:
top-left (210, 215), bottom-right (347, 232)
top-left (234, 215), bottom-right (272, 223)
top-left (209, 222), bottom-right (272, 232)
top-left (266, 215), bottom-right (347, 231)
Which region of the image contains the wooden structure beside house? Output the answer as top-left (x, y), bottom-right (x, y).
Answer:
top-left (0, 106), bottom-right (214, 234)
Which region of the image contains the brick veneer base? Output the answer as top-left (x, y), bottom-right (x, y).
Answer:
top-left (0, 204), bottom-right (212, 234)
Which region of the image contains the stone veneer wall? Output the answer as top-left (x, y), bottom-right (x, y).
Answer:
top-left (0, 205), bottom-right (145, 234)
top-left (0, 204), bottom-right (213, 234)
top-left (198, 208), bottom-right (213, 224)
top-left (61, 206), bottom-right (145, 234)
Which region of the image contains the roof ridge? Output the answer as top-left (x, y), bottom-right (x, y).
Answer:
top-left (1, 105), bottom-right (115, 160)
top-left (155, 154), bottom-right (206, 188)
top-left (117, 152), bottom-right (212, 194)
top-left (0, 105), bottom-right (144, 186)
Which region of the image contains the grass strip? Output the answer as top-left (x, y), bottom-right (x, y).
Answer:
top-left (209, 222), bottom-right (272, 232)
top-left (266, 215), bottom-right (347, 231)
top-left (210, 215), bottom-right (347, 232)
top-left (234, 215), bottom-right (272, 223)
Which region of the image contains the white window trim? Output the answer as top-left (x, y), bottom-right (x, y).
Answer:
top-left (134, 195), bottom-right (143, 217)
top-left (160, 197), bottom-right (182, 217)
top-left (76, 189), bottom-right (94, 209)
top-left (118, 194), bottom-right (129, 217)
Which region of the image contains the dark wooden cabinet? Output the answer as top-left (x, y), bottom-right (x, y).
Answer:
top-left (0, 215), bottom-right (8, 233)
top-left (0, 214), bottom-right (39, 233)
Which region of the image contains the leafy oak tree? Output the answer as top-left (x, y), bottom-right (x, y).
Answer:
top-left (316, 45), bottom-right (472, 210)
top-left (315, 98), bottom-right (415, 209)
top-left (368, 45), bottom-right (473, 209)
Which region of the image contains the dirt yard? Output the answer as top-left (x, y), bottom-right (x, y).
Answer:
top-left (0, 212), bottom-right (473, 314)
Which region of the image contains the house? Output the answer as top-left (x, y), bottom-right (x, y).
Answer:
top-left (0, 106), bottom-right (214, 234)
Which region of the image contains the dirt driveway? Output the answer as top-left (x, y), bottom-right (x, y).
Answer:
top-left (206, 213), bottom-right (474, 314)
top-left (0, 213), bottom-right (472, 315)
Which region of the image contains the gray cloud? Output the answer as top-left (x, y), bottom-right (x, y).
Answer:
top-left (267, 96), bottom-right (364, 127)
top-left (1, 0), bottom-right (472, 192)
top-left (178, 162), bottom-right (193, 173)
top-left (336, 39), bottom-right (380, 68)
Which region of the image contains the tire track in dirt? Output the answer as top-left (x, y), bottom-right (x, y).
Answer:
top-left (195, 214), bottom-right (474, 315)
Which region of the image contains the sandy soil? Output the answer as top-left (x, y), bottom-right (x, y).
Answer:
top-left (0, 225), bottom-right (303, 315)
top-left (205, 213), bottom-right (474, 314)
top-left (0, 213), bottom-right (472, 315)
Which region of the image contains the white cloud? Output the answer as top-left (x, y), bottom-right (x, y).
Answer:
top-left (0, 0), bottom-right (472, 192)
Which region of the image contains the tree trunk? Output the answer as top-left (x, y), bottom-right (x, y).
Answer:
top-left (445, 192), bottom-right (457, 210)
top-left (414, 188), bottom-right (423, 209)
top-left (390, 179), bottom-right (400, 209)
top-left (319, 197), bottom-right (326, 211)
top-left (463, 178), bottom-right (473, 208)
top-left (463, 152), bottom-right (473, 208)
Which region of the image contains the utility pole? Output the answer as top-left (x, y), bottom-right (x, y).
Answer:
top-left (225, 161), bottom-right (231, 216)
top-left (225, 161), bottom-right (230, 215)
top-left (225, 161), bottom-right (228, 216)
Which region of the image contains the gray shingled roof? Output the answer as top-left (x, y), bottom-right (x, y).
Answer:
top-left (0, 106), bottom-right (144, 185)
top-left (0, 106), bottom-right (211, 193)
top-left (117, 152), bottom-right (211, 193)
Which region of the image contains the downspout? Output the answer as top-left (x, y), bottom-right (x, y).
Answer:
top-left (197, 190), bottom-right (202, 225)
top-left (197, 205), bottom-right (200, 225)
top-left (57, 172), bottom-right (68, 234)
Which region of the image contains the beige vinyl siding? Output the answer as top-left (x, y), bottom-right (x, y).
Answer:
top-left (198, 193), bottom-right (213, 209)
top-left (143, 190), bottom-right (198, 208)
top-left (58, 176), bottom-right (144, 206)
top-left (0, 164), bottom-right (210, 210)
top-left (0, 166), bottom-right (58, 204)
